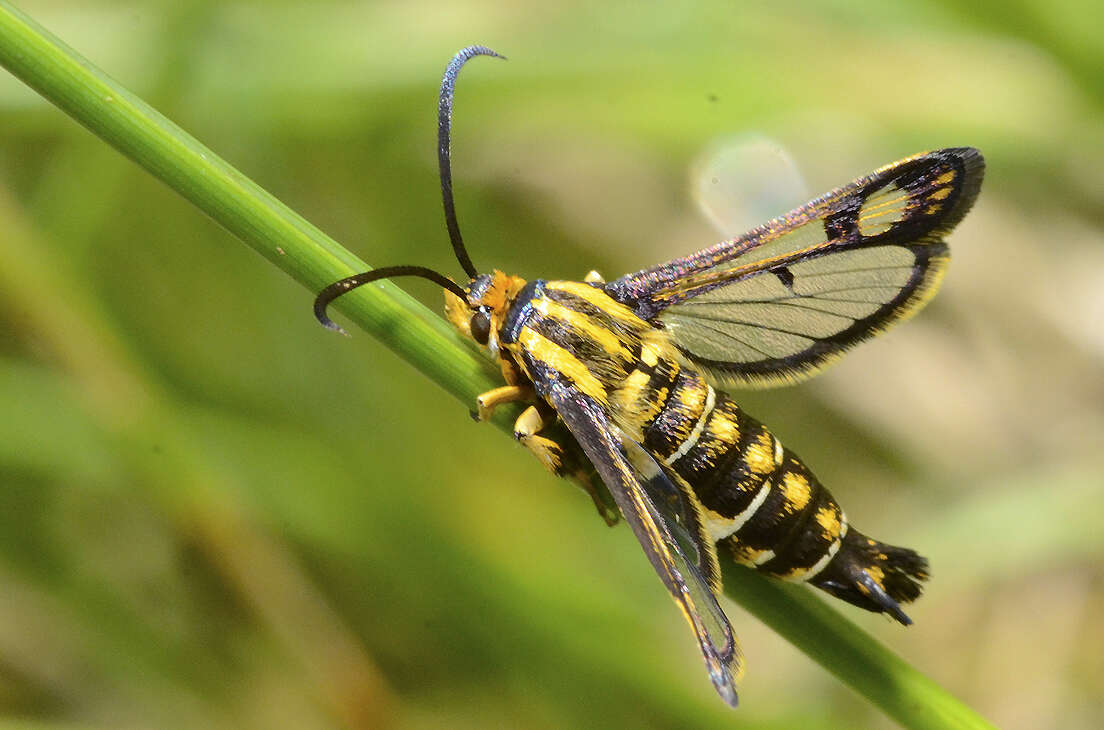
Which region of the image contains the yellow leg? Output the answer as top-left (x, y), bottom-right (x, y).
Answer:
top-left (584, 270), bottom-right (605, 284)
top-left (515, 405), bottom-right (620, 527)
top-left (474, 385), bottom-right (619, 527)
top-left (474, 384), bottom-right (534, 422)
top-left (569, 467), bottom-right (620, 527)
top-left (513, 405), bottom-right (566, 475)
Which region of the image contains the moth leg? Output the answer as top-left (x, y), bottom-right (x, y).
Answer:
top-left (584, 270), bottom-right (605, 284)
top-left (571, 468), bottom-right (621, 527)
top-left (478, 383), bottom-right (619, 526)
top-left (474, 384), bottom-right (534, 422)
top-left (516, 403), bottom-right (620, 526)
top-left (513, 404), bottom-right (566, 474)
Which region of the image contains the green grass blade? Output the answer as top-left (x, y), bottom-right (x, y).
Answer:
top-left (0, 0), bottom-right (500, 414)
top-left (723, 563), bottom-right (994, 728)
top-left (0, 4), bottom-right (994, 727)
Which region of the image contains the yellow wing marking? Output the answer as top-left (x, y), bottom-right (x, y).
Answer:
top-left (857, 182), bottom-right (910, 237)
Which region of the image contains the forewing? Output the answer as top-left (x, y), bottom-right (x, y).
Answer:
top-left (606, 148), bottom-right (984, 387)
top-left (621, 439), bottom-right (722, 594)
top-left (545, 380), bottom-right (742, 706)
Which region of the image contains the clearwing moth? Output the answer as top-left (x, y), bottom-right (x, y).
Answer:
top-left (315, 46), bottom-right (984, 707)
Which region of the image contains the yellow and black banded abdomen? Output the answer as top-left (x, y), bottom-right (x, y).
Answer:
top-left (660, 392), bottom-right (835, 574)
top-left (619, 354), bottom-right (929, 622)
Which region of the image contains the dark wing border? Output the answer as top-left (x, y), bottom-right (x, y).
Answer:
top-left (605, 148), bottom-right (984, 321)
top-left (669, 237), bottom-right (948, 386)
top-left (538, 372), bottom-right (742, 706)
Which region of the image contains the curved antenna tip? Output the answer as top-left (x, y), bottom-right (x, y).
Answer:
top-left (452, 45), bottom-right (507, 63)
top-left (313, 294), bottom-right (351, 336)
top-left (439, 46), bottom-right (505, 280)
top-left (313, 266), bottom-right (468, 338)
top-left (320, 319), bottom-right (351, 338)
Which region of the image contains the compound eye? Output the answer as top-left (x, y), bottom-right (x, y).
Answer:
top-left (470, 309), bottom-right (491, 345)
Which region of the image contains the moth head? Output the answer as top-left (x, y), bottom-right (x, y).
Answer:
top-left (312, 46), bottom-right (509, 342)
top-left (444, 270), bottom-right (527, 354)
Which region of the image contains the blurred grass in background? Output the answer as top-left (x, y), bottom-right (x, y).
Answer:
top-left (1, 0), bottom-right (1102, 728)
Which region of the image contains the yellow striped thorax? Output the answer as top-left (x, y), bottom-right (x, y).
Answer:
top-left (447, 274), bottom-right (674, 414)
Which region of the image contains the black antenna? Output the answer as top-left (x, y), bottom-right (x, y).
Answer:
top-left (313, 46), bottom-right (505, 335)
top-left (439, 45), bottom-right (505, 279)
top-left (314, 265), bottom-right (468, 336)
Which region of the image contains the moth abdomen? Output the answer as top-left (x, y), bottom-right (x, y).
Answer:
top-left (717, 444), bottom-right (927, 624)
top-left (807, 530), bottom-right (929, 624)
top-left (649, 385), bottom-right (928, 624)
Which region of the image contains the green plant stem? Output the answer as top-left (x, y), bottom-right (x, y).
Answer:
top-left (0, 0), bottom-right (501, 421)
top-left (0, 4), bottom-right (992, 728)
top-left (722, 563), bottom-right (991, 728)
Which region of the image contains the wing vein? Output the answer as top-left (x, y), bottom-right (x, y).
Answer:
top-left (672, 311), bottom-right (832, 339)
top-left (672, 318), bottom-right (780, 356)
top-left (673, 284), bottom-right (909, 308)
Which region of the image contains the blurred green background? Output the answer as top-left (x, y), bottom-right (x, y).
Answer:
top-left (1, 0), bottom-right (1102, 728)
